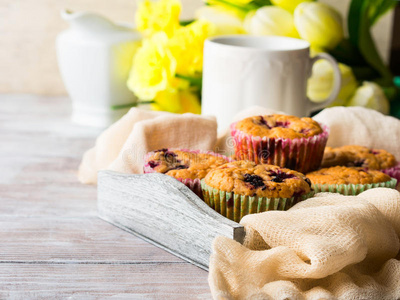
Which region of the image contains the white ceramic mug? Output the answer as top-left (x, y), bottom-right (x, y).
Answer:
top-left (202, 35), bottom-right (341, 130)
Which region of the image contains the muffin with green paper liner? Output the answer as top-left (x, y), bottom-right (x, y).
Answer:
top-left (322, 145), bottom-right (400, 187)
top-left (306, 166), bottom-right (397, 195)
top-left (144, 148), bottom-right (233, 198)
top-left (201, 160), bottom-right (314, 222)
top-left (231, 114), bottom-right (329, 174)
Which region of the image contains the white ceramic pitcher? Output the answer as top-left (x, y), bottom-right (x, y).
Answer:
top-left (56, 10), bottom-right (141, 128)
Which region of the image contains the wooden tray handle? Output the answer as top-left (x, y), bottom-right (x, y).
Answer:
top-left (97, 171), bottom-right (245, 270)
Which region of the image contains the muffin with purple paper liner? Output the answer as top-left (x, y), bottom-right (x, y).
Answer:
top-left (201, 160), bottom-right (314, 222)
top-left (231, 114), bottom-right (329, 174)
top-left (144, 148), bottom-right (233, 198)
top-left (307, 166), bottom-right (397, 195)
top-left (322, 145), bottom-right (400, 187)
top-left (382, 164), bottom-right (400, 189)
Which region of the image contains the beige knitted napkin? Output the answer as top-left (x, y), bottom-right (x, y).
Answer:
top-left (79, 106), bottom-right (400, 299)
top-left (209, 188), bottom-right (400, 300)
top-left (209, 107), bottom-right (400, 300)
top-left (78, 108), bottom-right (217, 184)
top-left (313, 106), bottom-right (400, 160)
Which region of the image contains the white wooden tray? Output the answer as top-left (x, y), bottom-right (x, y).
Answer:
top-left (97, 171), bottom-right (245, 270)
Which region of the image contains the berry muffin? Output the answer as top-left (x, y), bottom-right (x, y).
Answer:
top-left (322, 145), bottom-right (400, 187)
top-left (322, 145), bottom-right (396, 169)
top-left (144, 148), bottom-right (233, 198)
top-left (201, 160), bottom-right (314, 222)
top-left (231, 114), bottom-right (329, 173)
top-left (306, 166), bottom-right (397, 195)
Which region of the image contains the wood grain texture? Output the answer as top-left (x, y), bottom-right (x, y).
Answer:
top-left (0, 94), bottom-right (211, 298)
top-left (0, 216), bottom-right (183, 263)
top-left (0, 264), bottom-right (210, 299)
top-left (98, 171), bottom-right (245, 270)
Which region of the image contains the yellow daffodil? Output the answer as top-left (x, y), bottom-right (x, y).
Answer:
top-left (195, 6), bottom-right (245, 35)
top-left (207, 0), bottom-right (253, 7)
top-left (230, 0), bottom-right (253, 4)
top-left (179, 90), bottom-right (201, 114)
top-left (152, 88), bottom-right (201, 114)
top-left (114, 40), bottom-right (141, 81)
top-left (204, 0), bottom-right (252, 19)
top-left (294, 2), bottom-right (343, 50)
top-left (127, 32), bottom-right (176, 100)
top-left (308, 60), bottom-right (358, 107)
top-left (136, 0), bottom-right (181, 37)
top-left (270, 0), bottom-right (312, 13)
top-left (244, 6), bottom-right (298, 38)
top-left (152, 87), bottom-right (182, 113)
top-left (347, 82), bottom-right (390, 114)
top-left (168, 20), bottom-right (214, 76)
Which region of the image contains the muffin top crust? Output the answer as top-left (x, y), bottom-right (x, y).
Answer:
top-left (234, 114), bottom-right (323, 139)
top-left (204, 160), bottom-right (312, 198)
top-left (322, 145), bottom-right (397, 170)
top-left (144, 149), bottom-right (231, 180)
top-left (306, 166), bottom-right (391, 185)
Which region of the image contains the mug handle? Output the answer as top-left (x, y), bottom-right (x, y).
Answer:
top-left (307, 53), bottom-right (342, 113)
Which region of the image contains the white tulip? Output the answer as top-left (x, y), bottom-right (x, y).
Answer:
top-left (244, 6), bottom-right (297, 37)
top-left (270, 0), bottom-right (312, 13)
top-left (195, 6), bottom-right (245, 36)
top-left (294, 2), bottom-right (343, 50)
top-left (347, 82), bottom-right (390, 114)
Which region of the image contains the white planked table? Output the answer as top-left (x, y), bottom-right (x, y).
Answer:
top-left (0, 95), bottom-right (211, 299)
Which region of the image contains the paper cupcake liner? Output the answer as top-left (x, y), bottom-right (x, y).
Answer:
top-left (381, 163), bottom-right (400, 188)
top-left (144, 148), bottom-right (234, 199)
top-left (312, 178), bottom-right (397, 196)
top-left (177, 178), bottom-right (203, 199)
top-left (230, 122), bottom-right (329, 174)
top-left (201, 180), bottom-right (315, 222)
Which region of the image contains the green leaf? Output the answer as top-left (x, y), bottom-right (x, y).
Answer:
top-left (389, 90), bottom-right (400, 118)
top-left (180, 19), bottom-right (195, 26)
top-left (348, 0), bottom-right (395, 85)
top-left (351, 66), bottom-right (379, 82)
top-left (348, 0), bottom-right (396, 45)
top-left (250, 0), bottom-right (271, 9)
top-left (381, 85), bottom-right (397, 101)
top-left (329, 38), bottom-right (365, 67)
top-left (205, 0), bottom-right (260, 13)
top-left (369, 0), bottom-right (396, 25)
top-left (387, 78), bottom-right (400, 117)
top-left (111, 100), bottom-right (154, 110)
top-left (176, 73), bottom-right (203, 88)
top-left (394, 76), bottom-right (400, 88)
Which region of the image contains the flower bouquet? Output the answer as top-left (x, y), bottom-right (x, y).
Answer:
top-left (127, 0), bottom-right (399, 118)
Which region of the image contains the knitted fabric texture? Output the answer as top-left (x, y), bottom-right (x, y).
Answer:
top-left (78, 106), bottom-right (400, 298)
top-left (209, 188), bottom-right (400, 300)
top-left (210, 107), bottom-right (400, 299)
top-left (78, 108), bottom-right (217, 184)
